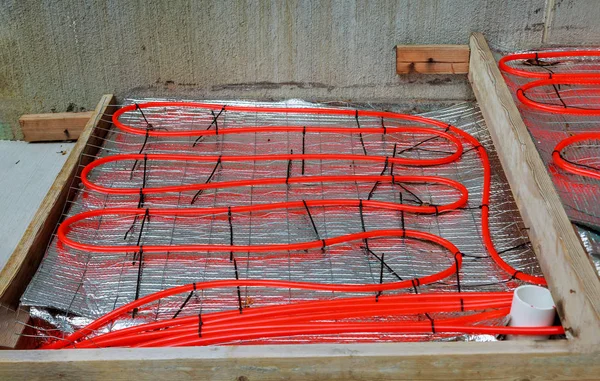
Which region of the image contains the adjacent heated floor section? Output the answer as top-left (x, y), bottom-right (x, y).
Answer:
top-left (500, 50), bottom-right (600, 273)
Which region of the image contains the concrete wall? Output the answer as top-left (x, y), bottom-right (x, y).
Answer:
top-left (0, 0), bottom-right (598, 139)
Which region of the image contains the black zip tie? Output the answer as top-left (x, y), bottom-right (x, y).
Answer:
top-left (131, 155), bottom-right (149, 212)
top-left (124, 205), bottom-right (149, 241)
top-left (359, 200), bottom-right (369, 251)
top-left (454, 252), bottom-right (463, 293)
top-left (228, 206), bottom-right (234, 262)
top-left (366, 248), bottom-right (403, 281)
top-left (555, 150), bottom-right (600, 172)
top-left (131, 246), bottom-right (144, 318)
top-left (135, 103), bottom-right (153, 129)
top-left (355, 110), bottom-right (367, 155)
top-left (497, 241), bottom-right (531, 255)
top-left (193, 106), bottom-right (226, 146)
top-left (141, 154), bottom-right (148, 189)
top-left (211, 110), bottom-right (219, 135)
top-left (135, 208), bottom-right (150, 247)
top-left (461, 144), bottom-right (483, 155)
top-left (396, 182), bottom-right (423, 205)
top-left (511, 270), bottom-right (522, 280)
top-left (398, 135), bottom-right (439, 156)
top-left (367, 182), bottom-right (380, 200)
top-left (198, 312), bottom-right (203, 337)
top-left (390, 143), bottom-right (398, 175)
top-left (551, 83), bottom-right (568, 108)
top-left (321, 239), bottom-right (327, 252)
top-left (425, 313), bottom-right (435, 334)
top-left (129, 208), bottom-right (150, 260)
top-left (411, 278), bottom-right (420, 294)
top-left (210, 106), bottom-right (226, 135)
top-left (381, 117), bottom-right (387, 135)
top-left (376, 252), bottom-right (385, 301)
top-left (367, 157), bottom-right (389, 200)
top-left (137, 188), bottom-right (145, 209)
top-left (460, 298), bottom-right (465, 312)
top-left (232, 258), bottom-right (243, 314)
top-left (302, 200), bottom-right (321, 241)
top-left (191, 156), bottom-right (222, 204)
top-left (286, 150), bottom-right (293, 184)
top-left (359, 200), bottom-right (367, 233)
top-left (301, 127), bottom-right (306, 175)
top-left (172, 284), bottom-right (196, 319)
top-left (433, 205), bottom-right (440, 216)
top-left (399, 193), bottom-right (406, 237)
top-left (130, 129), bottom-right (151, 178)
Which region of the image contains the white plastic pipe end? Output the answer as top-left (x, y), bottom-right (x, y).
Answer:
top-left (507, 285), bottom-right (556, 340)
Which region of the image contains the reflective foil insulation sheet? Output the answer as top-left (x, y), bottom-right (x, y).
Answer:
top-left (500, 50), bottom-right (600, 273)
top-left (22, 99), bottom-right (543, 346)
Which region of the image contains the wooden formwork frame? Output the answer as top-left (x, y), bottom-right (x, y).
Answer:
top-left (0, 33), bottom-right (598, 380)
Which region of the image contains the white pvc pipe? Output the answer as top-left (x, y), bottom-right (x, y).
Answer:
top-left (507, 285), bottom-right (556, 340)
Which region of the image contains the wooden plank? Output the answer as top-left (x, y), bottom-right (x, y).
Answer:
top-left (0, 95), bottom-right (116, 307)
top-left (0, 306), bottom-right (28, 349)
top-left (468, 32), bottom-right (600, 349)
top-left (0, 341), bottom-right (596, 380)
top-left (396, 61), bottom-right (469, 75)
top-left (396, 45), bottom-right (469, 74)
top-left (19, 111), bottom-right (94, 142)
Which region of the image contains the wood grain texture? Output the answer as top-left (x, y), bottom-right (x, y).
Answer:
top-left (468, 32), bottom-right (600, 349)
top-left (0, 95), bottom-right (116, 307)
top-left (396, 45), bottom-right (469, 74)
top-left (19, 111), bottom-right (94, 142)
top-left (0, 341), bottom-right (597, 380)
top-left (0, 307), bottom-right (28, 349)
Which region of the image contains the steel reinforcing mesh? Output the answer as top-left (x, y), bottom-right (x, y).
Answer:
top-left (22, 99), bottom-right (542, 344)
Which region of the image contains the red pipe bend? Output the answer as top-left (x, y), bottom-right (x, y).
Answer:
top-left (553, 132), bottom-right (600, 181)
top-left (499, 51), bottom-right (600, 79)
top-left (517, 78), bottom-right (600, 115)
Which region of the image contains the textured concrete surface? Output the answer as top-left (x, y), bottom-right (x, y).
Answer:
top-left (0, 0), bottom-right (596, 139)
top-left (543, 0), bottom-right (600, 45)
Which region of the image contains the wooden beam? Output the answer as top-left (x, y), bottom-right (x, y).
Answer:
top-left (0, 341), bottom-right (596, 380)
top-left (19, 111), bottom-right (94, 142)
top-left (396, 45), bottom-right (469, 74)
top-left (468, 32), bottom-right (600, 350)
top-left (0, 95), bottom-right (116, 307)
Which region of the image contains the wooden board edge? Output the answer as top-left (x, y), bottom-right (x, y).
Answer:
top-left (396, 44), bottom-right (470, 74)
top-left (468, 32), bottom-right (600, 349)
top-left (0, 306), bottom-right (29, 349)
top-left (19, 111), bottom-right (94, 142)
top-left (0, 94), bottom-right (117, 307)
top-left (0, 341), bottom-right (597, 380)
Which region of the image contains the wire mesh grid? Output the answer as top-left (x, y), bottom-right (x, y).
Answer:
top-left (21, 99), bottom-right (542, 345)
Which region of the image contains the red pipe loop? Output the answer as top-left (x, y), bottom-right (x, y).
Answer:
top-left (517, 78), bottom-right (600, 115)
top-left (499, 51), bottom-right (600, 79)
top-left (553, 132), bottom-right (600, 181)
